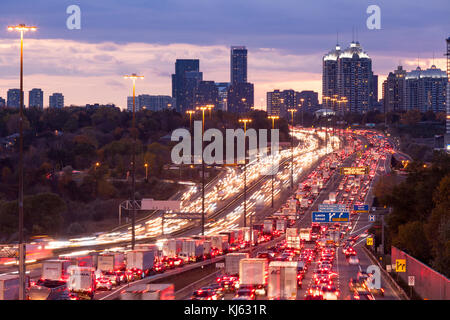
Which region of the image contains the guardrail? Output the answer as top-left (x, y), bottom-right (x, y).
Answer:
top-left (175, 270), bottom-right (223, 300)
top-left (362, 246), bottom-right (409, 300)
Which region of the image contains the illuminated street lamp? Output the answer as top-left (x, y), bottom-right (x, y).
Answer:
top-left (8, 23), bottom-right (37, 301)
top-left (144, 163), bottom-right (149, 182)
top-left (206, 104), bottom-right (214, 120)
top-left (238, 118), bottom-right (252, 228)
top-left (267, 115), bottom-right (279, 208)
top-left (287, 108), bottom-right (297, 189)
top-left (124, 73), bottom-right (144, 250)
top-left (186, 110), bottom-right (195, 132)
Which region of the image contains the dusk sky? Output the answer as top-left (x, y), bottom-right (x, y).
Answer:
top-left (0, 0), bottom-right (448, 110)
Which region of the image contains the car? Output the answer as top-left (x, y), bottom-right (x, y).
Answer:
top-left (348, 256), bottom-right (359, 265)
top-left (218, 275), bottom-right (238, 292)
top-left (101, 270), bottom-right (121, 286)
top-left (191, 287), bottom-right (220, 300)
top-left (352, 289), bottom-right (375, 300)
top-left (321, 284), bottom-right (339, 300)
top-left (96, 278), bottom-right (112, 291)
top-left (202, 284), bottom-right (225, 300)
top-left (305, 285), bottom-right (323, 300)
top-left (234, 288), bottom-right (256, 300)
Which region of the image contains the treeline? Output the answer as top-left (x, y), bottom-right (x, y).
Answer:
top-left (0, 106), bottom-right (290, 240)
top-left (374, 152), bottom-right (450, 277)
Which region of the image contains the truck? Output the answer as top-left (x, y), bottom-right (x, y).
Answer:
top-left (225, 253), bottom-right (249, 275)
top-left (241, 227), bottom-right (251, 243)
top-left (219, 231), bottom-right (235, 245)
top-left (263, 219), bottom-right (274, 235)
top-left (300, 199), bottom-right (309, 208)
top-left (120, 283), bottom-right (174, 300)
top-left (211, 235), bottom-right (229, 254)
top-left (59, 253), bottom-right (94, 268)
top-left (311, 185), bottom-right (319, 195)
top-left (67, 267), bottom-right (96, 300)
top-left (329, 192), bottom-right (336, 203)
top-left (288, 199), bottom-right (298, 212)
top-left (28, 279), bottom-right (71, 300)
top-left (239, 258), bottom-right (268, 295)
top-left (97, 252), bottom-right (125, 272)
top-left (267, 261), bottom-right (297, 300)
top-left (41, 259), bottom-right (72, 281)
top-left (0, 274), bottom-right (19, 300)
top-left (178, 239), bottom-right (204, 263)
top-left (300, 228), bottom-right (312, 242)
top-left (203, 240), bottom-right (212, 258)
top-left (126, 250), bottom-right (155, 278)
top-left (286, 228), bottom-right (301, 250)
top-left (276, 219), bottom-right (287, 232)
top-left (162, 239), bottom-right (182, 258)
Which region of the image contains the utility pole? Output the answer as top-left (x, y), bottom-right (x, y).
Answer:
top-left (239, 118), bottom-right (252, 228)
top-left (124, 73), bottom-right (144, 250)
top-left (8, 24), bottom-right (37, 301)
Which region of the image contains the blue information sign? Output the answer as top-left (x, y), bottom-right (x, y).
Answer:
top-left (318, 204), bottom-right (346, 212)
top-left (312, 212), bottom-right (350, 223)
top-left (353, 205), bottom-right (369, 212)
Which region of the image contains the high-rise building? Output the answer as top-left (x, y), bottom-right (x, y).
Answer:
top-left (127, 95), bottom-right (174, 112)
top-left (195, 81), bottom-right (218, 108)
top-left (405, 65), bottom-right (447, 113)
top-left (227, 46), bottom-right (254, 114)
top-left (215, 82), bottom-right (230, 111)
top-left (267, 90), bottom-right (284, 116)
top-left (231, 46), bottom-right (247, 84)
top-left (29, 88), bottom-right (44, 109)
top-left (323, 41), bottom-right (374, 114)
top-left (227, 82), bottom-right (254, 114)
top-left (49, 93), bottom-right (64, 108)
top-left (297, 90), bottom-right (319, 112)
top-left (0, 96), bottom-right (5, 107)
top-left (382, 66), bottom-right (407, 113)
top-left (266, 89), bottom-right (300, 117)
top-left (7, 89), bottom-right (21, 108)
top-left (171, 59), bottom-right (200, 113)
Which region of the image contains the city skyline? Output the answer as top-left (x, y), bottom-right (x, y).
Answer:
top-left (0, 1), bottom-right (448, 110)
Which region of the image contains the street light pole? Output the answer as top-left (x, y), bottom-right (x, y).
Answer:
top-left (239, 118), bottom-right (252, 228)
top-left (124, 73), bottom-right (144, 250)
top-left (8, 23), bottom-right (37, 301)
top-left (196, 106), bottom-right (208, 235)
top-left (287, 109), bottom-right (297, 189)
top-left (267, 115), bottom-right (279, 208)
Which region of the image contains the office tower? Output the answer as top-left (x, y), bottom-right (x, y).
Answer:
top-left (370, 73), bottom-right (378, 106)
top-left (227, 82), bottom-right (254, 114)
top-left (267, 90), bottom-right (283, 116)
top-left (216, 82), bottom-right (230, 111)
top-left (322, 41), bottom-right (373, 113)
top-left (382, 66), bottom-right (407, 113)
top-left (322, 44), bottom-right (341, 109)
top-left (7, 89), bottom-right (21, 108)
top-left (297, 90), bottom-right (319, 112)
top-left (49, 93), bottom-right (64, 108)
top-left (195, 81), bottom-right (219, 108)
top-left (0, 96), bottom-right (6, 107)
top-left (29, 88), bottom-right (44, 109)
top-left (171, 59), bottom-right (200, 113)
top-left (231, 46), bottom-right (248, 84)
top-left (405, 65), bottom-right (447, 113)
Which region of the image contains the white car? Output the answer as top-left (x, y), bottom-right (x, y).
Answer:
top-left (96, 278), bottom-right (112, 291)
top-left (348, 256), bottom-right (360, 265)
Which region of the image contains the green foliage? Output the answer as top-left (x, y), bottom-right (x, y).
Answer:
top-left (0, 193), bottom-right (66, 238)
top-left (379, 152), bottom-right (450, 277)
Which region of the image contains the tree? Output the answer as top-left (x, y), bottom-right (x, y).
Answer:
top-left (392, 221), bottom-right (432, 263)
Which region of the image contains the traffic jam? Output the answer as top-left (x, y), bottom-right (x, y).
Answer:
top-left (1, 129), bottom-right (394, 300)
top-left (189, 130), bottom-right (395, 300)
